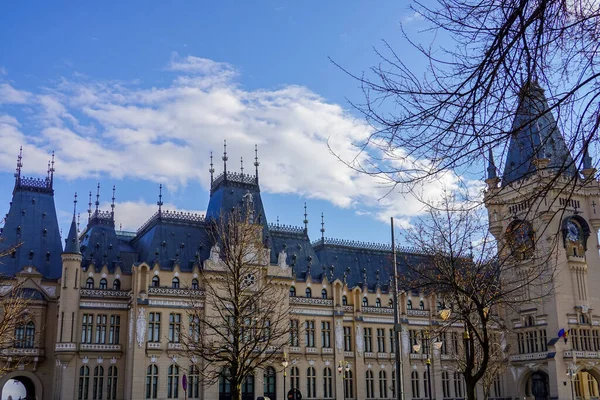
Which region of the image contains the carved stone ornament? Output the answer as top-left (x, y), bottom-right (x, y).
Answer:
top-left (128, 312), bottom-right (134, 347)
top-left (356, 325), bottom-right (364, 356)
top-left (401, 328), bottom-right (409, 355)
top-left (335, 320), bottom-right (343, 353)
top-left (136, 308), bottom-right (146, 348)
top-left (582, 305), bottom-right (589, 314)
top-left (278, 249), bottom-right (288, 268)
top-left (210, 243), bottom-right (221, 263)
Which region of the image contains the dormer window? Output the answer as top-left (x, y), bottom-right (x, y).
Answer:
top-left (99, 278), bottom-right (107, 290)
top-left (151, 276), bottom-right (160, 287)
top-left (86, 278), bottom-right (94, 289)
top-left (375, 298), bottom-right (381, 308)
top-left (28, 250), bottom-right (34, 261)
top-left (172, 277), bottom-right (180, 289)
top-left (321, 289), bottom-right (327, 299)
top-left (362, 297), bottom-right (368, 307)
top-left (419, 300), bottom-right (425, 310)
top-left (407, 300), bottom-right (413, 310)
top-left (342, 296), bottom-right (348, 306)
top-left (113, 279), bottom-right (121, 291)
top-left (290, 287), bottom-right (296, 297)
top-left (191, 279), bottom-right (199, 290)
top-left (305, 288), bottom-right (312, 298)
top-left (45, 251), bottom-right (50, 262)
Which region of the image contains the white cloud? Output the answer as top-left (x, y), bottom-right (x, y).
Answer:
top-left (0, 83), bottom-right (31, 104)
top-left (0, 55), bottom-right (454, 225)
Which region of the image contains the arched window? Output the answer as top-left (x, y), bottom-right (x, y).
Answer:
top-left (407, 299), bottom-right (413, 310)
top-left (454, 371), bottom-right (463, 398)
top-left (151, 276), bottom-right (160, 287)
top-left (442, 371), bottom-right (450, 398)
top-left (219, 369), bottom-right (231, 399)
top-left (306, 367), bottom-right (316, 398)
top-left (321, 289), bottom-right (327, 299)
top-left (424, 370), bottom-right (430, 398)
top-left (191, 278), bottom-right (199, 290)
top-left (493, 374), bottom-right (503, 398)
top-left (342, 295), bottom-right (348, 306)
top-left (290, 367), bottom-right (299, 391)
top-left (525, 315), bottom-right (535, 327)
top-left (14, 323), bottom-right (24, 348)
top-left (79, 366), bottom-right (90, 400)
top-left (344, 370), bottom-right (353, 398)
top-left (93, 366), bottom-right (104, 400)
top-left (366, 370), bottom-right (374, 398)
top-left (99, 278), bottom-right (108, 290)
top-left (411, 371), bottom-right (420, 399)
top-left (25, 321), bottom-right (35, 348)
top-left (167, 364), bottom-right (179, 398)
top-left (363, 297), bottom-right (368, 307)
top-left (113, 279), bottom-right (121, 291)
top-left (388, 299), bottom-right (393, 308)
top-left (379, 370), bottom-right (388, 398)
top-left (242, 374), bottom-right (254, 399)
top-left (107, 366), bottom-right (118, 400)
top-left (375, 298), bottom-right (381, 308)
top-left (290, 286), bottom-right (296, 297)
top-left (305, 288), bottom-right (312, 298)
top-left (188, 365), bottom-right (200, 399)
top-left (146, 364), bottom-right (158, 399)
top-left (580, 314), bottom-right (589, 324)
top-left (323, 367), bottom-right (333, 398)
top-left (86, 277), bottom-right (94, 289)
top-left (264, 367), bottom-right (276, 399)
top-left (171, 277), bottom-right (180, 289)
top-left (419, 300), bottom-right (425, 310)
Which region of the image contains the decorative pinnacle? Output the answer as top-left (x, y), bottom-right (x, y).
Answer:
top-left (209, 151), bottom-right (215, 184)
top-left (157, 184), bottom-right (164, 214)
top-left (487, 148), bottom-right (497, 180)
top-left (111, 185), bottom-right (116, 219)
top-left (254, 144), bottom-right (259, 182)
top-left (77, 213), bottom-right (80, 233)
top-left (240, 157), bottom-right (244, 174)
top-left (14, 146), bottom-right (23, 180)
top-left (222, 140), bottom-right (228, 175)
top-left (50, 151), bottom-right (55, 185)
top-left (95, 183), bottom-right (100, 213)
top-left (87, 191), bottom-right (92, 221)
top-left (583, 137), bottom-right (593, 170)
top-left (320, 212), bottom-right (325, 241)
top-left (303, 202), bottom-right (308, 233)
top-left (73, 192), bottom-right (78, 218)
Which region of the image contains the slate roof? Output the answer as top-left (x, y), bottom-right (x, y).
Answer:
top-left (502, 82), bottom-right (577, 185)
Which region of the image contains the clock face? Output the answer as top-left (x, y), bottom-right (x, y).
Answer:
top-left (567, 221), bottom-right (581, 242)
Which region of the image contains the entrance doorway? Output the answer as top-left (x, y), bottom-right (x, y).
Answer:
top-left (574, 370), bottom-right (600, 400)
top-left (525, 371), bottom-right (549, 400)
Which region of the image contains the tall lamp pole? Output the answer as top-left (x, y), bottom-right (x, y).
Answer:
top-left (282, 353), bottom-right (288, 400)
top-left (391, 217), bottom-right (404, 400)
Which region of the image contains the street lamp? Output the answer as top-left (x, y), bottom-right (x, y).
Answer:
top-left (566, 363), bottom-right (578, 400)
top-left (282, 353), bottom-right (289, 399)
top-left (338, 361), bottom-right (351, 399)
top-left (413, 330), bottom-right (442, 400)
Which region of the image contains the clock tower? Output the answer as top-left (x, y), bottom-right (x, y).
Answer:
top-left (484, 82), bottom-right (600, 400)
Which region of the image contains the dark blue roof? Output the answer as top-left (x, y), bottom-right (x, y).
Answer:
top-left (64, 217), bottom-right (80, 254)
top-left (502, 82), bottom-right (577, 185)
top-left (0, 177), bottom-right (63, 279)
top-left (269, 225), bottom-right (320, 279)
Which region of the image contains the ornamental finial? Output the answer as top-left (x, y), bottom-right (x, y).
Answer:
top-left (14, 146), bottom-right (23, 182)
top-left (320, 212), bottom-right (325, 242)
top-left (73, 192), bottom-right (78, 219)
top-left (240, 157), bottom-right (244, 174)
top-left (50, 151), bottom-right (55, 186)
top-left (303, 202), bottom-right (308, 233)
top-left (95, 183), bottom-right (100, 213)
top-left (111, 185), bottom-right (116, 220)
top-left (209, 151), bottom-right (215, 184)
top-left (254, 144), bottom-right (259, 183)
top-left (87, 191), bottom-right (92, 222)
top-left (222, 140), bottom-right (228, 176)
top-left (157, 184), bottom-right (164, 215)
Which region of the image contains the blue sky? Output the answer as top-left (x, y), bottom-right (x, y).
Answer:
top-left (0, 1), bottom-right (455, 245)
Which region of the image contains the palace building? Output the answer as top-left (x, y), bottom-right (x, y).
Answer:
top-left (0, 82), bottom-right (598, 400)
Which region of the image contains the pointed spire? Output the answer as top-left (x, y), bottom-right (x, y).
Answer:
top-left (87, 191), bottom-right (92, 222)
top-left (77, 213), bottom-right (80, 233)
top-left (583, 139), bottom-right (593, 170)
top-left (303, 202), bottom-right (308, 233)
top-left (222, 140), bottom-right (228, 177)
top-left (111, 185), bottom-right (116, 220)
top-left (487, 148), bottom-right (497, 180)
top-left (50, 151), bottom-right (55, 187)
top-left (254, 144), bottom-right (260, 183)
top-left (209, 151), bottom-right (215, 185)
top-left (64, 192), bottom-right (81, 254)
top-left (47, 160), bottom-right (51, 181)
top-left (95, 183), bottom-right (100, 213)
top-left (320, 212), bottom-right (325, 242)
top-left (14, 146), bottom-right (23, 183)
top-left (157, 184), bottom-right (164, 216)
top-left (240, 157), bottom-right (244, 175)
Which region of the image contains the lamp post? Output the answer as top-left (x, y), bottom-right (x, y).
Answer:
top-left (412, 330), bottom-right (443, 400)
top-left (567, 363), bottom-right (578, 400)
top-left (390, 217), bottom-right (404, 400)
top-left (282, 353), bottom-right (289, 400)
top-left (338, 361), bottom-right (350, 399)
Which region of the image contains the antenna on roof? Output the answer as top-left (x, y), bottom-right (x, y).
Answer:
top-left (222, 140), bottom-right (228, 177)
top-left (157, 184), bottom-right (164, 216)
top-left (254, 144), bottom-right (259, 183)
top-left (240, 157), bottom-right (244, 174)
top-left (303, 202), bottom-right (308, 234)
top-left (87, 191), bottom-right (92, 222)
top-left (111, 185), bottom-right (116, 220)
top-left (95, 183), bottom-right (100, 214)
top-left (209, 151), bottom-right (215, 185)
top-left (14, 146), bottom-right (23, 183)
top-left (320, 212), bottom-right (325, 242)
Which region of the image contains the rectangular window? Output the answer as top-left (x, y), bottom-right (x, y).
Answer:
top-left (364, 328), bottom-right (372, 353)
top-left (344, 326), bottom-right (352, 351)
top-left (168, 313), bottom-right (181, 343)
top-left (377, 328), bottom-right (386, 353)
top-left (95, 315), bottom-right (107, 344)
top-left (321, 321), bottom-right (331, 348)
top-left (593, 330), bottom-right (599, 351)
top-left (389, 328), bottom-right (395, 353)
top-left (148, 313), bottom-right (161, 343)
top-left (109, 315), bottom-right (120, 345)
top-left (409, 330), bottom-right (418, 353)
top-left (290, 319), bottom-right (299, 347)
top-left (451, 332), bottom-right (459, 355)
top-left (440, 332), bottom-right (448, 355)
top-left (81, 314), bottom-right (93, 344)
top-left (306, 320), bottom-right (315, 347)
top-left (189, 315), bottom-right (200, 342)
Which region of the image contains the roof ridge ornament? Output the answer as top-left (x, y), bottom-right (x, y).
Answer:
top-left (303, 202), bottom-right (308, 234)
top-left (254, 144), bottom-right (259, 183)
top-left (111, 185), bottom-right (116, 221)
top-left (209, 151), bottom-right (215, 184)
top-left (222, 140), bottom-right (228, 178)
top-left (320, 212), bottom-right (325, 243)
top-left (157, 184), bottom-right (164, 217)
top-left (14, 146), bottom-right (23, 182)
top-left (95, 183), bottom-right (100, 214)
top-left (88, 191), bottom-right (92, 222)
top-left (240, 157), bottom-right (244, 175)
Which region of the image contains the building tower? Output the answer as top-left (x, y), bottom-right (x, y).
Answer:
top-left (485, 82), bottom-right (600, 399)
